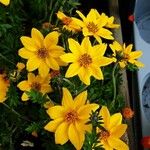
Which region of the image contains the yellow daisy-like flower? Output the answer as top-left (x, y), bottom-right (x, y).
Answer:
top-left (18, 28), bottom-right (65, 77)
top-left (57, 11), bottom-right (81, 32)
top-left (76, 9), bottom-right (114, 43)
top-left (109, 41), bottom-right (144, 68)
top-left (60, 37), bottom-right (113, 85)
top-left (44, 88), bottom-right (99, 150)
top-left (98, 106), bottom-right (129, 150)
top-left (17, 73), bottom-right (52, 101)
top-left (0, 0), bottom-right (10, 6)
top-left (0, 72), bottom-right (10, 103)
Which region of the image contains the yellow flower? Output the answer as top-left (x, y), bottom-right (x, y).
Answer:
top-left (56, 11), bottom-right (81, 32)
top-left (16, 62), bottom-right (25, 72)
top-left (76, 9), bottom-right (114, 43)
top-left (60, 37), bottom-right (113, 85)
top-left (109, 41), bottom-right (144, 68)
top-left (17, 73), bottom-right (52, 101)
top-left (0, 72), bottom-right (10, 103)
top-left (18, 28), bottom-right (65, 77)
top-left (98, 106), bottom-right (129, 150)
top-left (44, 88), bottom-right (99, 150)
top-left (0, 0), bottom-right (10, 6)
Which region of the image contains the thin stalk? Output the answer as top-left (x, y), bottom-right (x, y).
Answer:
top-left (76, 85), bottom-right (88, 96)
top-left (110, 63), bottom-right (118, 108)
top-left (3, 103), bottom-right (32, 122)
top-left (0, 53), bottom-right (15, 66)
top-left (49, 0), bottom-right (60, 23)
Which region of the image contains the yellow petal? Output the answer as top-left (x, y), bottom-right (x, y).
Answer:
top-left (81, 37), bottom-right (91, 53)
top-left (98, 28), bottom-right (114, 40)
top-left (75, 120), bottom-right (92, 133)
top-left (124, 44), bottom-right (133, 54)
top-left (26, 57), bottom-right (41, 71)
top-left (44, 31), bottom-right (59, 49)
top-left (129, 51), bottom-right (142, 59)
top-left (78, 104), bottom-right (99, 120)
top-left (119, 61), bottom-right (126, 68)
top-left (68, 124), bottom-right (81, 150)
top-left (108, 137), bottom-right (129, 150)
top-left (96, 57), bottom-right (113, 67)
top-left (17, 81), bottom-right (30, 91)
top-left (87, 9), bottom-right (97, 21)
top-left (94, 35), bottom-right (102, 44)
top-left (44, 118), bottom-right (63, 132)
top-left (47, 106), bottom-right (65, 119)
top-left (101, 140), bottom-right (113, 150)
top-left (109, 113), bottom-right (122, 129)
top-left (65, 63), bottom-right (80, 77)
top-left (39, 62), bottom-right (49, 77)
top-left (74, 91), bottom-right (87, 109)
top-left (78, 67), bottom-right (91, 85)
top-left (92, 44), bottom-right (107, 57)
top-left (46, 57), bottom-right (59, 70)
top-left (49, 45), bottom-right (64, 57)
top-left (28, 73), bottom-right (35, 82)
top-left (71, 17), bottom-right (84, 28)
top-left (90, 65), bottom-right (103, 80)
top-left (55, 122), bottom-right (69, 145)
top-left (57, 11), bottom-right (66, 20)
top-left (0, 0), bottom-right (10, 6)
top-left (110, 124), bottom-right (127, 138)
top-left (56, 58), bottom-right (68, 66)
top-left (111, 41), bottom-right (122, 51)
top-left (134, 60), bottom-right (144, 67)
top-left (21, 92), bottom-right (29, 101)
top-left (75, 122), bottom-right (86, 149)
top-left (76, 10), bottom-right (86, 21)
top-left (68, 38), bottom-right (81, 55)
top-left (62, 88), bottom-right (74, 107)
top-left (18, 48), bottom-right (34, 59)
top-left (31, 28), bottom-right (44, 48)
top-left (99, 106), bottom-right (110, 129)
top-left (20, 36), bottom-right (38, 51)
top-left (82, 27), bottom-right (93, 36)
top-left (60, 53), bottom-right (76, 63)
top-left (41, 85), bottom-right (52, 93)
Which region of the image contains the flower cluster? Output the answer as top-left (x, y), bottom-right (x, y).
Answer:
top-left (0, 1), bottom-right (144, 150)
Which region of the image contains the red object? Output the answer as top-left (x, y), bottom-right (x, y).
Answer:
top-left (128, 14), bottom-right (134, 22)
top-left (141, 136), bottom-right (150, 148)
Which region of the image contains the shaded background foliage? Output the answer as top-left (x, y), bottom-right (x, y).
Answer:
top-left (0, 0), bottom-right (125, 149)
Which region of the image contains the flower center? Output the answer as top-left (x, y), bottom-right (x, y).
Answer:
top-left (37, 47), bottom-right (48, 59)
top-left (78, 53), bottom-right (92, 68)
top-left (62, 17), bottom-right (72, 25)
top-left (87, 22), bottom-right (98, 33)
top-left (123, 53), bottom-right (130, 60)
top-left (99, 130), bottom-right (110, 141)
top-left (31, 82), bottom-right (41, 91)
top-left (65, 110), bottom-right (78, 123)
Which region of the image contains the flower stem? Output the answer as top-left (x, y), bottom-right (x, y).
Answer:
top-left (3, 103), bottom-right (32, 122)
top-left (110, 63), bottom-right (118, 108)
top-left (0, 53), bottom-right (15, 66)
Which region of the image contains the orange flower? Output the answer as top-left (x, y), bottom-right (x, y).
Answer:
top-left (122, 107), bottom-right (134, 119)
